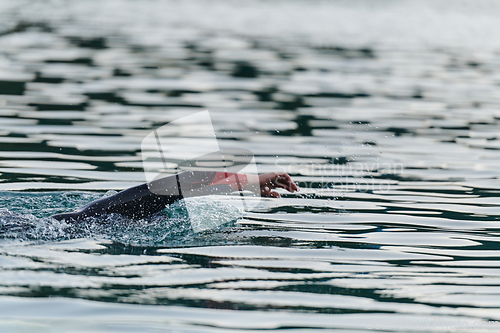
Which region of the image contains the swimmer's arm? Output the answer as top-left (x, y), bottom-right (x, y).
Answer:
top-left (50, 171), bottom-right (299, 222)
top-left (210, 172), bottom-right (298, 198)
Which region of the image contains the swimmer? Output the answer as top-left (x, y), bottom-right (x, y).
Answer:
top-left (51, 171), bottom-right (298, 222)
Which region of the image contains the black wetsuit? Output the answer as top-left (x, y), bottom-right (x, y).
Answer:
top-left (51, 171), bottom-right (243, 222)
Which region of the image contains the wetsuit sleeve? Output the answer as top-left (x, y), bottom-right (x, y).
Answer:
top-left (175, 171), bottom-right (255, 197)
top-left (208, 172), bottom-right (248, 191)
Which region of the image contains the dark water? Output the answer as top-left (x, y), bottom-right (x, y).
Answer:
top-left (2, 0), bottom-right (500, 331)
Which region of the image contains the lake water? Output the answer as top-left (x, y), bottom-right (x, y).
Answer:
top-left (2, 0), bottom-right (500, 331)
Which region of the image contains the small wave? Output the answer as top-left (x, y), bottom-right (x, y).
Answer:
top-left (0, 208), bottom-right (69, 241)
top-left (0, 194), bottom-right (242, 244)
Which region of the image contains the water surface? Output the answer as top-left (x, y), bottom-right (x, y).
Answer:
top-left (1, 0), bottom-right (500, 331)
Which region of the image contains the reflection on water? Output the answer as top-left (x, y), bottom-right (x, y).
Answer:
top-left (2, 0), bottom-right (500, 331)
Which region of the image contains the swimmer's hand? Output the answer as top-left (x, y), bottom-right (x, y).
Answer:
top-left (258, 172), bottom-right (298, 198)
